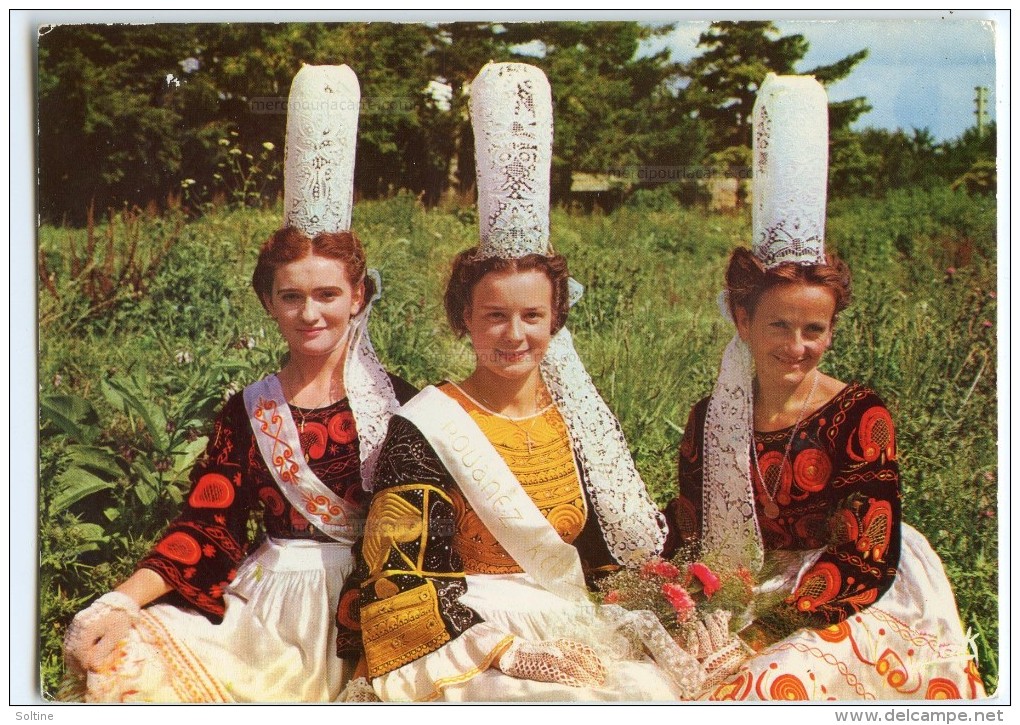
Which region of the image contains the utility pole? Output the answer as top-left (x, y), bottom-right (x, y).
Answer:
top-left (974, 86), bottom-right (989, 138)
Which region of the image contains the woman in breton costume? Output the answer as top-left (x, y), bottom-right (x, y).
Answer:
top-left (664, 75), bottom-right (985, 701)
top-left (336, 63), bottom-right (705, 703)
top-left (61, 65), bottom-right (415, 703)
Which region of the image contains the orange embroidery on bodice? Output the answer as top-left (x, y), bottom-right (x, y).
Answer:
top-left (440, 383), bottom-right (587, 575)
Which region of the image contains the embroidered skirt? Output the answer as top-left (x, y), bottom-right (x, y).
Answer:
top-left (83, 538), bottom-right (355, 702)
top-left (700, 525), bottom-right (986, 701)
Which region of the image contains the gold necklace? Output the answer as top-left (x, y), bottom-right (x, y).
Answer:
top-left (284, 372), bottom-right (343, 433)
top-left (750, 369), bottom-right (820, 519)
top-left (295, 406), bottom-right (315, 434)
top-left (469, 385), bottom-right (547, 454)
top-left (508, 413), bottom-right (543, 454)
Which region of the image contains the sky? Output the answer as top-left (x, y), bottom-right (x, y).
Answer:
top-left (653, 18), bottom-right (999, 142)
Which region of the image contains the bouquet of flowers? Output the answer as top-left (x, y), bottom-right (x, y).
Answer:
top-left (595, 545), bottom-right (814, 676)
top-left (594, 546), bottom-right (757, 645)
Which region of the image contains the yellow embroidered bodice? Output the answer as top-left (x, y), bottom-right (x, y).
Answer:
top-left (440, 382), bottom-right (587, 575)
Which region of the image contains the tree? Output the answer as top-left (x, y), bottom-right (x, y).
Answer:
top-left (39, 25), bottom-right (197, 224)
top-left (37, 22), bottom-right (706, 221)
top-left (828, 123), bottom-right (997, 198)
top-left (681, 21), bottom-right (869, 153)
top-left (38, 23), bottom-right (443, 222)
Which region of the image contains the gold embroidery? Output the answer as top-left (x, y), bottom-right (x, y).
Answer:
top-left (362, 569), bottom-right (469, 586)
top-left (362, 582), bottom-right (451, 678)
top-left (362, 491), bottom-right (424, 575)
top-left (547, 503), bottom-right (586, 540)
top-left (440, 384), bottom-right (587, 574)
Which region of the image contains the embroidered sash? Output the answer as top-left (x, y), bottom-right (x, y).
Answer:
top-left (399, 386), bottom-right (590, 603)
top-left (243, 374), bottom-right (361, 544)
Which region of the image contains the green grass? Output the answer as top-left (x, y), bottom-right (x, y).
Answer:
top-left (37, 187), bottom-right (999, 697)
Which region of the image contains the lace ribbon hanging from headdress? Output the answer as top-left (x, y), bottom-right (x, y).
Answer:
top-left (343, 269), bottom-right (399, 490)
top-left (701, 335), bottom-right (763, 571)
top-left (541, 326), bottom-right (667, 564)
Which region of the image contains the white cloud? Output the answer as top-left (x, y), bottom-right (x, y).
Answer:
top-left (639, 21), bottom-right (709, 62)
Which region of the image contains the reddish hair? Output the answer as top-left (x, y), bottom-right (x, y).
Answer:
top-left (443, 249), bottom-right (571, 337)
top-left (252, 227), bottom-right (370, 309)
top-left (725, 247), bottom-right (852, 322)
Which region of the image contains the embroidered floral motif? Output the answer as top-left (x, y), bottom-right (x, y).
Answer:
top-left (673, 383), bottom-right (902, 630)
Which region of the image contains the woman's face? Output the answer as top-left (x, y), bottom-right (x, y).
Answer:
top-left (262, 254), bottom-right (364, 360)
top-left (463, 268), bottom-right (555, 383)
top-left (735, 282), bottom-right (836, 392)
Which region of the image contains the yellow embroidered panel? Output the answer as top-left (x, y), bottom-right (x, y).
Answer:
top-left (361, 581), bottom-right (451, 678)
top-left (362, 490), bottom-right (426, 576)
top-left (440, 383), bottom-right (587, 575)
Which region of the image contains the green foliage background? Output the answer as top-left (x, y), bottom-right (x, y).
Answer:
top-left (39, 21), bottom-right (994, 227)
top-left (38, 188), bottom-right (998, 698)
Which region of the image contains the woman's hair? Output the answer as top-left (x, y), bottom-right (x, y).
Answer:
top-left (725, 246), bottom-right (852, 321)
top-left (444, 249), bottom-right (571, 337)
top-left (252, 227), bottom-right (371, 309)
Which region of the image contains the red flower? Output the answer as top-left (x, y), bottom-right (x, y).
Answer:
top-left (640, 557), bottom-right (679, 579)
top-left (653, 560), bottom-right (680, 579)
top-left (662, 583), bottom-right (696, 622)
top-left (689, 562), bottom-right (722, 598)
top-left (603, 590), bottom-right (620, 604)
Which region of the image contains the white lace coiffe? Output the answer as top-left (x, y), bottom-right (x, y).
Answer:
top-left (283, 64), bottom-right (359, 236)
top-left (470, 62), bottom-right (553, 260)
top-left (752, 74), bottom-right (829, 268)
top-left (702, 75), bottom-right (830, 572)
top-left (282, 65), bottom-right (398, 491)
top-left (470, 62), bottom-right (667, 563)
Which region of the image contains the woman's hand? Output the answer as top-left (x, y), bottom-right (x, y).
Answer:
top-left (496, 637), bottom-right (607, 688)
top-left (63, 592), bottom-right (141, 675)
top-left (63, 569), bottom-right (171, 675)
top-left (682, 609), bottom-right (752, 680)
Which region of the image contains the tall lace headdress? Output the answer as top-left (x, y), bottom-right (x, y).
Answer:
top-left (283, 64), bottom-right (399, 490)
top-left (469, 62), bottom-right (667, 563)
top-left (702, 74), bottom-right (829, 572)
